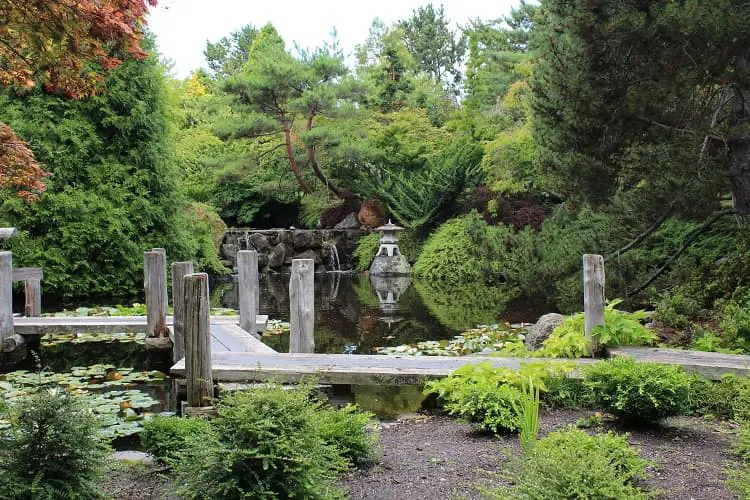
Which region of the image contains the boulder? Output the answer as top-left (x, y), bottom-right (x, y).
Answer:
top-left (334, 212), bottom-right (361, 230)
top-left (525, 313), bottom-right (565, 350)
top-left (221, 243), bottom-right (239, 262)
top-left (268, 243), bottom-right (288, 268)
top-left (248, 233), bottom-right (271, 252)
top-left (292, 230), bottom-right (320, 249)
top-left (293, 249), bottom-right (322, 265)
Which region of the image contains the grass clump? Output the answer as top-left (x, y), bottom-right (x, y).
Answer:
top-left (140, 416), bottom-right (213, 466)
top-left (583, 357), bottom-right (693, 425)
top-left (489, 427), bottom-right (650, 499)
top-left (0, 387), bottom-right (108, 499)
top-left (172, 383), bottom-right (376, 499)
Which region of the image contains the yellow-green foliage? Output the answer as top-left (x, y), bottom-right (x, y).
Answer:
top-left (490, 428), bottom-right (650, 499)
top-left (354, 233), bottom-right (381, 272)
top-left (424, 362), bottom-right (572, 433)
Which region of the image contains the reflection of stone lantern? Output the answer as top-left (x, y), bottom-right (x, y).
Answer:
top-left (369, 220), bottom-right (411, 276)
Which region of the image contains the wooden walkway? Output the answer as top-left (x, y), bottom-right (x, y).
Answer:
top-left (14, 315), bottom-right (269, 335)
top-left (170, 346), bottom-right (750, 385)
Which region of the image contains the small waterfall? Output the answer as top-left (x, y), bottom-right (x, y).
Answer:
top-left (328, 243), bottom-right (342, 272)
top-left (242, 232), bottom-right (250, 250)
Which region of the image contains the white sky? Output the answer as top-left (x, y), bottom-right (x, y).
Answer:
top-left (148, 0), bottom-right (520, 78)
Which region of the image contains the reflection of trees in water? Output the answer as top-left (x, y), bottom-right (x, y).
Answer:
top-left (413, 280), bottom-right (514, 331)
top-left (354, 385), bottom-right (427, 418)
top-left (210, 273), bottom-right (472, 353)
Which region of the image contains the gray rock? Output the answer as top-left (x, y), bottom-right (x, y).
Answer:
top-left (293, 249), bottom-right (322, 265)
top-left (248, 233), bottom-right (271, 252)
top-left (268, 243), bottom-right (287, 268)
top-left (525, 313), bottom-right (565, 350)
top-left (334, 212), bottom-right (361, 230)
top-left (293, 230), bottom-right (320, 249)
top-left (221, 243), bottom-right (239, 261)
top-left (111, 451), bottom-right (155, 465)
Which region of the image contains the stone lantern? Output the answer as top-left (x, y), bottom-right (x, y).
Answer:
top-left (369, 220), bottom-right (411, 276)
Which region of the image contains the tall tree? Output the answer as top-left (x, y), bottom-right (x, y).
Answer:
top-left (532, 0), bottom-right (750, 218)
top-left (0, 0), bottom-right (155, 200)
top-left (204, 25), bottom-right (259, 78)
top-left (219, 24), bottom-right (352, 197)
top-left (399, 4), bottom-right (465, 91)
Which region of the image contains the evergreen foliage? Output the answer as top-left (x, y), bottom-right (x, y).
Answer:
top-left (0, 43), bottom-right (223, 301)
top-left (0, 387), bottom-right (108, 499)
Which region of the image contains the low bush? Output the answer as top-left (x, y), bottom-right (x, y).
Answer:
top-left (354, 233), bottom-right (381, 272)
top-left (140, 416), bottom-right (213, 466)
top-left (0, 387), bottom-right (108, 499)
top-left (583, 357), bottom-right (693, 424)
top-left (173, 384), bottom-right (375, 499)
top-left (691, 374), bottom-right (750, 422)
top-left (312, 404), bottom-right (378, 467)
top-left (424, 363), bottom-right (570, 433)
top-left (489, 427), bottom-right (650, 499)
top-left (542, 376), bottom-right (592, 410)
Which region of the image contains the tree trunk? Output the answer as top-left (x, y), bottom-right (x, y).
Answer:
top-left (305, 114), bottom-right (343, 198)
top-left (283, 121), bottom-right (312, 194)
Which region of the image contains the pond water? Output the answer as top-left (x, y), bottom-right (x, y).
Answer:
top-left (210, 273), bottom-right (545, 354)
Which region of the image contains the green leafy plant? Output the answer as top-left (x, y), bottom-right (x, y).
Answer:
top-left (488, 427), bottom-right (650, 499)
top-left (354, 233), bottom-right (381, 272)
top-left (140, 416), bottom-right (213, 466)
top-left (541, 300), bottom-right (657, 358)
top-left (0, 385), bottom-right (109, 499)
top-left (173, 383), bottom-right (373, 499)
top-left (424, 362), bottom-right (570, 433)
top-left (583, 357), bottom-right (693, 424)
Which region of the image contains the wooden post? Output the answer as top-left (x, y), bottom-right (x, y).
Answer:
top-left (289, 259), bottom-right (314, 353)
top-left (24, 278), bottom-right (41, 317)
top-left (237, 250), bottom-right (259, 337)
top-left (0, 252), bottom-right (12, 346)
top-left (583, 254), bottom-right (605, 356)
top-left (171, 261), bottom-right (194, 363)
top-left (184, 272), bottom-right (213, 409)
top-left (144, 250), bottom-right (169, 338)
top-left (0, 228), bottom-right (17, 239)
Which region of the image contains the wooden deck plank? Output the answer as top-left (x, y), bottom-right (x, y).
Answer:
top-left (609, 346), bottom-right (750, 379)
top-left (212, 324), bottom-right (276, 354)
top-left (171, 353), bottom-right (595, 385)
top-left (14, 315), bottom-right (269, 335)
top-left (171, 348), bottom-right (750, 385)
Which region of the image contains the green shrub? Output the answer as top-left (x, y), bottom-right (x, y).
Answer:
top-left (173, 384), bottom-right (373, 499)
top-left (691, 374), bottom-right (750, 421)
top-left (728, 422), bottom-right (750, 498)
top-left (312, 404), bottom-right (378, 467)
top-left (654, 292), bottom-right (702, 328)
top-left (543, 376), bottom-right (592, 410)
top-left (413, 214), bottom-right (512, 285)
top-left (583, 357), bottom-right (693, 424)
top-left (140, 416), bottom-right (213, 466)
top-left (541, 300), bottom-right (657, 358)
top-left (489, 427), bottom-right (650, 499)
top-left (354, 232), bottom-right (380, 272)
top-left (0, 388), bottom-right (108, 499)
top-left (424, 363), bottom-right (569, 433)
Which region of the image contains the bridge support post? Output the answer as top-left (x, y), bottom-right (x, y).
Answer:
top-left (583, 254), bottom-right (605, 357)
top-left (172, 261), bottom-right (194, 363)
top-left (144, 249), bottom-right (170, 344)
top-left (289, 259), bottom-right (314, 353)
top-left (237, 250), bottom-right (259, 337)
top-left (184, 272), bottom-right (214, 410)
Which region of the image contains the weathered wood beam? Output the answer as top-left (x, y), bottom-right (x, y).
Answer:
top-left (0, 228), bottom-right (17, 239)
top-left (583, 254), bottom-right (605, 356)
top-left (237, 250), bottom-right (259, 338)
top-left (171, 261), bottom-right (193, 363)
top-left (12, 267), bottom-right (43, 281)
top-left (185, 273), bottom-right (213, 409)
top-left (289, 259), bottom-right (314, 353)
top-left (144, 249), bottom-right (169, 338)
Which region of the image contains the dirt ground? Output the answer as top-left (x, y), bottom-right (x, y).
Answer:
top-left (101, 409), bottom-right (743, 500)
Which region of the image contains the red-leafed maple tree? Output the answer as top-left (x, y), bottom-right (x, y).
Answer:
top-left (0, 0), bottom-right (157, 200)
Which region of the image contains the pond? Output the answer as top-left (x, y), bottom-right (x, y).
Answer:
top-left (210, 273), bottom-right (545, 354)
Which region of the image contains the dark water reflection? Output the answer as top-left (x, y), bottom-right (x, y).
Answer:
top-left (210, 273), bottom-right (543, 355)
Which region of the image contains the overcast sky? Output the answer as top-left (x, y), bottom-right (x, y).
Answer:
top-left (147, 0), bottom-right (520, 78)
